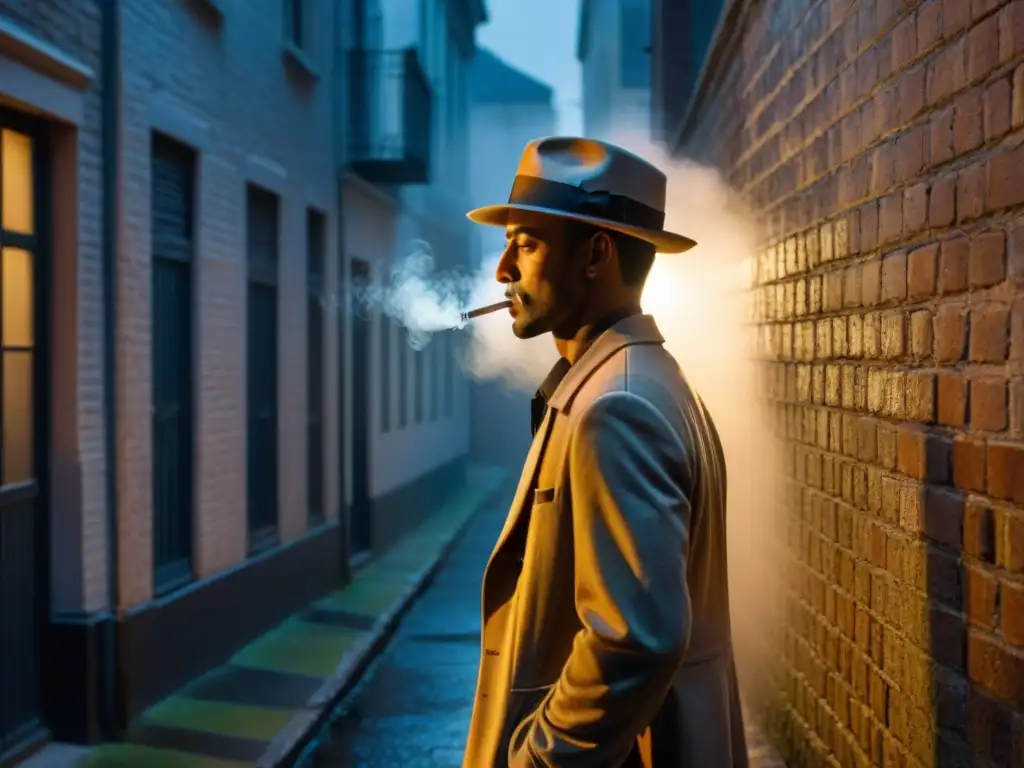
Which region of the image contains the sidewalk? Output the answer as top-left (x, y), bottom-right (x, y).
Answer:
top-left (64, 465), bottom-right (509, 768)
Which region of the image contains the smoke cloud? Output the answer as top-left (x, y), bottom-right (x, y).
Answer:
top-left (344, 132), bottom-right (784, 697)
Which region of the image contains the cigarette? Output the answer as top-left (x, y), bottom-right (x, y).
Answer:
top-left (460, 300), bottom-right (513, 322)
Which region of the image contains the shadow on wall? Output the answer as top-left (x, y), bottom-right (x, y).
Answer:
top-left (920, 438), bottom-right (1023, 767)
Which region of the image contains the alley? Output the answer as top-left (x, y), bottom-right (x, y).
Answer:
top-left (297, 490), bottom-right (786, 768)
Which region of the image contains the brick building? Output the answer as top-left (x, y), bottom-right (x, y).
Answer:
top-left (0, 0), bottom-right (107, 761)
top-left (0, 0), bottom-right (492, 759)
top-left (654, 0), bottom-right (1024, 765)
top-left (341, 0), bottom-right (486, 558)
top-left (105, 0), bottom-right (345, 745)
top-left (577, 0), bottom-right (653, 141)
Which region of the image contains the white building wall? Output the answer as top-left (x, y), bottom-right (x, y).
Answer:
top-left (341, 0), bottom-right (476, 504)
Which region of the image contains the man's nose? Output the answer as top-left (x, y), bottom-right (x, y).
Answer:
top-left (495, 245), bottom-right (517, 284)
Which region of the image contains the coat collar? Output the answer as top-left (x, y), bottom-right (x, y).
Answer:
top-left (546, 313), bottom-right (665, 412)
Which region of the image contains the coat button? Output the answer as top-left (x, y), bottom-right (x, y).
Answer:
top-left (485, 648), bottom-right (500, 656)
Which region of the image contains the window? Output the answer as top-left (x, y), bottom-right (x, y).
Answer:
top-left (306, 209), bottom-right (325, 525)
top-left (413, 344), bottom-right (424, 424)
top-left (430, 341), bottom-right (440, 421)
top-left (398, 326), bottom-right (408, 428)
top-left (443, 333), bottom-right (454, 417)
top-left (151, 132), bottom-right (197, 592)
top-left (380, 314), bottom-right (391, 432)
top-left (245, 185), bottom-right (280, 552)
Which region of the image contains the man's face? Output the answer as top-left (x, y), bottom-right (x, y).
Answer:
top-left (495, 211), bottom-right (588, 339)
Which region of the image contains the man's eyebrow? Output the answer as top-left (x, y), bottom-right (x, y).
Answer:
top-left (505, 226), bottom-right (543, 241)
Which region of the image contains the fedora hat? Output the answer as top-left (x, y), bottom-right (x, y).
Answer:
top-left (466, 136), bottom-right (696, 254)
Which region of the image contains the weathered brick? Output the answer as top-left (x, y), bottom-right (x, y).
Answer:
top-left (988, 442), bottom-right (1024, 503)
top-left (989, 144), bottom-right (1024, 211)
top-left (970, 304), bottom-right (1010, 362)
top-left (953, 87), bottom-right (984, 155)
top-left (953, 435), bottom-right (987, 493)
top-left (930, 175), bottom-right (956, 227)
top-left (997, 507), bottom-right (1024, 573)
top-left (935, 304), bottom-right (968, 362)
top-left (904, 183), bottom-right (929, 236)
top-left (958, 161), bottom-right (988, 222)
top-left (1013, 64), bottom-right (1024, 129)
top-left (985, 77), bottom-right (1012, 141)
top-left (972, 377), bottom-right (1008, 432)
top-left (1002, 580), bottom-right (1024, 647)
top-left (939, 237), bottom-right (970, 294)
top-left (970, 230), bottom-right (1007, 288)
top-left (909, 310), bottom-right (934, 361)
top-left (964, 565), bottom-right (998, 630)
top-left (967, 631), bottom-right (1023, 704)
top-left (968, 12), bottom-right (1001, 83)
top-left (1000, 0), bottom-right (1024, 62)
top-left (881, 251), bottom-right (908, 302)
top-left (964, 500), bottom-right (996, 563)
top-left (938, 372), bottom-right (968, 427)
top-left (908, 243), bottom-right (937, 299)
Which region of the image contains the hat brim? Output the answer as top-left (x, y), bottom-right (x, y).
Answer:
top-left (466, 203), bottom-right (697, 254)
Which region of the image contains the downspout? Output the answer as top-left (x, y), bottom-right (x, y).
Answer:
top-left (100, 0), bottom-right (122, 736)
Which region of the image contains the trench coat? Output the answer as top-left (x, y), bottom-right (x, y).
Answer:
top-left (462, 313), bottom-right (749, 768)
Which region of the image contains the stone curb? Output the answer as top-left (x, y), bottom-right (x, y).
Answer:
top-left (257, 477), bottom-right (511, 768)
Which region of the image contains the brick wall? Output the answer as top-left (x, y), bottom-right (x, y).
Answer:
top-left (0, 0), bottom-right (109, 614)
top-left (679, 0), bottom-right (1024, 765)
top-left (117, 0), bottom-right (339, 606)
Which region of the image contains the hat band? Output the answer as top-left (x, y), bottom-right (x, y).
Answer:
top-left (507, 175), bottom-right (665, 232)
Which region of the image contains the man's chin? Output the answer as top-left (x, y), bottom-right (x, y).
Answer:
top-left (511, 317), bottom-right (546, 340)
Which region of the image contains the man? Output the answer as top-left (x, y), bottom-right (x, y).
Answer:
top-left (461, 137), bottom-right (749, 768)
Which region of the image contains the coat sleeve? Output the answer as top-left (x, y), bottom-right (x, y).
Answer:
top-left (508, 390), bottom-right (694, 767)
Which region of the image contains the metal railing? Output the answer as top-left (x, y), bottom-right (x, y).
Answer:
top-left (348, 47), bottom-right (433, 185)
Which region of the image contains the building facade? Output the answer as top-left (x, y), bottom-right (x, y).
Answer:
top-left (340, 0), bottom-right (486, 557)
top-left (0, 0), bottom-right (492, 760)
top-left (654, 0), bottom-right (1024, 766)
top-left (109, 0), bottom-right (343, 739)
top-left (467, 47), bottom-right (556, 470)
top-left (577, 0), bottom-right (652, 141)
top-left (0, 0), bottom-right (350, 757)
top-left (0, 0), bottom-right (107, 760)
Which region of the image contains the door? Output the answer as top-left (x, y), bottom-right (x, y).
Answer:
top-left (307, 210), bottom-right (325, 526)
top-left (0, 109), bottom-right (47, 756)
top-left (150, 133), bottom-right (195, 593)
top-left (349, 258), bottom-right (371, 554)
top-left (246, 186), bottom-right (279, 552)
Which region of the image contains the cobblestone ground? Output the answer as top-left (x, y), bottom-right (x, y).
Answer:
top-left (298, 496), bottom-right (787, 768)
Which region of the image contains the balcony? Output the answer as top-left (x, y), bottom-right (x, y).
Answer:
top-left (348, 48), bottom-right (433, 185)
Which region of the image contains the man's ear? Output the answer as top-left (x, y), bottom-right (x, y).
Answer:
top-left (584, 231), bottom-right (615, 278)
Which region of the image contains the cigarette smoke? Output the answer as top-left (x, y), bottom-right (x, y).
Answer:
top-left (351, 131), bottom-right (785, 700)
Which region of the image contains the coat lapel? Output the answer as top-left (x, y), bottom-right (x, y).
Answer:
top-left (487, 406), bottom-right (556, 568)
top-left (484, 315), bottom-right (665, 574)
top-left (547, 313), bottom-right (665, 413)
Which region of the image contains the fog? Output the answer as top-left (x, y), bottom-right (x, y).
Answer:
top-left (349, 132), bottom-right (785, 697)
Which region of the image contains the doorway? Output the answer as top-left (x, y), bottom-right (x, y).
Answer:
top-left (0, 108), bottom-right (49, 758)
top-left (349, 258), bottom-right (371, 556)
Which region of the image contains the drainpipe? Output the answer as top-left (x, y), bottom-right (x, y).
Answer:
top-left (99, 0), bottom-right (122, 737)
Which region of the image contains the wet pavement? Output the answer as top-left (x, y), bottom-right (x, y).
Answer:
top-left (298, 490), bottom-right (786, 768)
